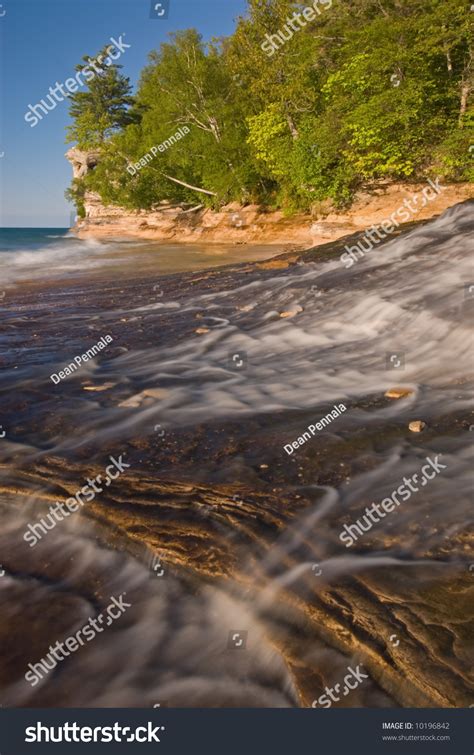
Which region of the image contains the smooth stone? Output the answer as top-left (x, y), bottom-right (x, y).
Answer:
top-left (409, 420), bottom-right (426, 433)
top-left (385, 387), bottom-right (414, 399)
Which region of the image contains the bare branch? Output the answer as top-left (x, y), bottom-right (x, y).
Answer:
top-left (162, 174), bottom-right (217, 196)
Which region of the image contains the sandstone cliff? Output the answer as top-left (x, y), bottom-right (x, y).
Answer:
top-left (66, 147), bottom-right (474, 246)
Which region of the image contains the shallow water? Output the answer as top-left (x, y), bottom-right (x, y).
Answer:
top-left (0, 203), bottom-right (473, 708)
top-left (0, 227), bottom-right (283, 285)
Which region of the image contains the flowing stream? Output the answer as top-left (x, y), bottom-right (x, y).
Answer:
top-left (0, 202), bottom-right (473, 708)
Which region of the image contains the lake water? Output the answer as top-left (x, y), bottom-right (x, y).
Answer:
top-left (0, 228), bottom-right (282, 287)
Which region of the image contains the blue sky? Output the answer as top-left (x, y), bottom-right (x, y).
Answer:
top-left (0, 0), bottom-right (248, 227)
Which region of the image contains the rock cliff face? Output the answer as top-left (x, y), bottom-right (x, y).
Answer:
top-left (65, 145), bottom-right (317, 244)
top-left (65, 148), bottom-right (474, 245)
top-left (66, 147), bottom-right (101, 179)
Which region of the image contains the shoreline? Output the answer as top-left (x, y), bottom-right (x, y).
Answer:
top-left (73, 181), bottom-right (473, 248)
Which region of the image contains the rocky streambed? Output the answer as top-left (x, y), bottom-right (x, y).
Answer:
top-left (0, 202), bottom-right (473, 708)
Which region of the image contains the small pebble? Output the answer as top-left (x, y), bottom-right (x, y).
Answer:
top-left (409, 420), bottom-right (426, 433)
top-left (385, 387), bottom-right (414, 399)
top-left (279, 305), bottom-right (303, 319)
top-left (83, 382), bottom-right (116, 392)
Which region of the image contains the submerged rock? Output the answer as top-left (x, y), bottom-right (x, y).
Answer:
top-left (408, 420), bottom-right (426, 432)
top-left (82, 382), bottom-right (116, 392)
top-left (118, 388), bottom-right (168, 408)
top-left (279, 305), bottom-right (303, 318)
top-left (385, 387), bottom-right (415, 399)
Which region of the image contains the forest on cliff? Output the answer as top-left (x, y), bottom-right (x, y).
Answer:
top-left (66, 0), bottom-right (474, 216)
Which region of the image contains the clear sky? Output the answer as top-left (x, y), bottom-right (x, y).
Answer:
top-left (0, 0), bottom-right (248, 227)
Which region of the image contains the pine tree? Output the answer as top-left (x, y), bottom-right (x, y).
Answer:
top-left (66, 47), bottom-right (139, 148)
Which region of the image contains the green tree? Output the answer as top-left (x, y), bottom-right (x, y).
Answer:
top-left (66, 1), bottom-right (474, 215)
top-left (66, 47), bottom-right (138, 148)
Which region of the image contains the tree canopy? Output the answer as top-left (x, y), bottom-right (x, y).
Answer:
top-left (67, 0), bottom-right (474, 214)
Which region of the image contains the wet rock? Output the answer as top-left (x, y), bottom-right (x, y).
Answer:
top-left (118, 395), bottom-right (143, 408)
top-left (409, 420), bottom-right (426, 432)
top-left (257, 254), bottom-right (300, 270)
top-left (279, 305), bottom-right (303, 319)
top-left (82, 382), bottom-right (116, 392)
top-left (385, 387), bottom-right (415, 399)
top-left (143, 388), bottom-right (168, 399)
top-left (118, 388), bottom-right (168, 408)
